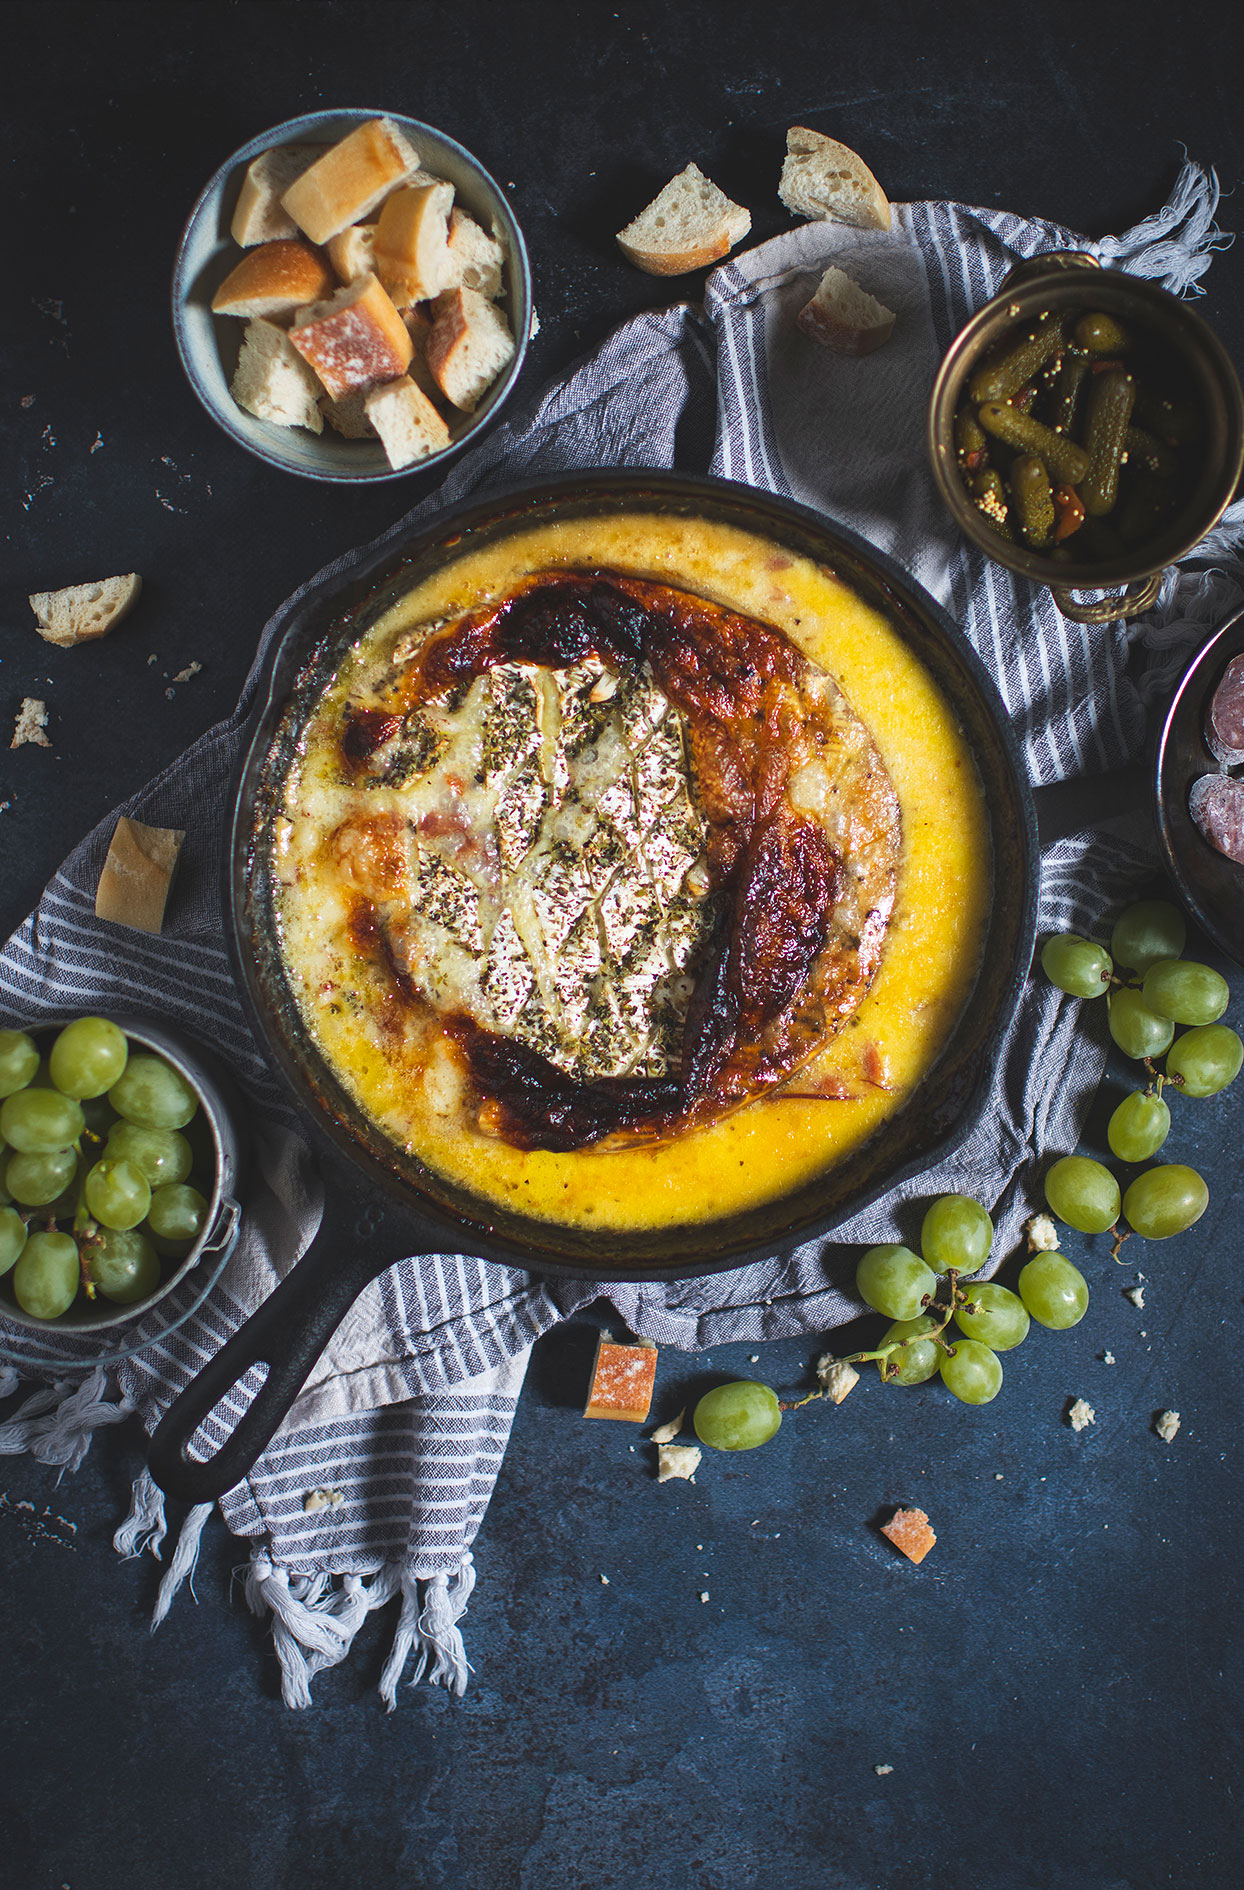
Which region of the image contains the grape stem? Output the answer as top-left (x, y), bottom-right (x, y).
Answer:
top-left (1110, 1225), bottom-right (1132, 1263)
top-left (778, 1270), bottom-right (977, 1407)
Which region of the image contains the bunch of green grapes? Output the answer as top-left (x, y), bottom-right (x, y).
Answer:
top-left (1039, 897), bottom-right (1237, 1240)
top-left (691, 1189), bottom-right (1087, 1449)
top-left (0, 1018), bottom-right (213, 1322)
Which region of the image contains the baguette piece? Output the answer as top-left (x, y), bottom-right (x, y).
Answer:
top-left (445, 207), bottom-right (504, 297)
top-left (797, 265), bottom-right (896, 356)
top-left (373, 181), bottom-right (454, 306)
top-left (326, 221), bottom-right (378, 284)
top-left (29, 574), bottom-right (142, 647)
top-left (280, 117), bottom-right (422, 245)
top-left (319, 389), bottom-right (374, 439)
top-left (11, 698), bottom-right (50, 749)
top-left (231, 318), bottom-right (325, 431)
top-left (95, 817), bottom-right (186, 935)
top-left (230, 143), bottom-right (324, 246)
top-left (426, 287), bottom-right (515, 411)
top-left (583, 1335), bottom-right (657, 1423)
top-left (288, 274), bottom-right (413, 400)
top-left (402, 305), bottom-right (446, 404)
top-left (779, 127), bottom-right (892, 232)
top-left (616, 162), bottom-right (751, 276)
top-left (211, 240), bottom-right (336, 320)
top-left (364, 375), bottom-right (451, 469)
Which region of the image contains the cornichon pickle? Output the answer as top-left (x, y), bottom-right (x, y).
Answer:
top-left (1123, 425), bottom-right (1177, 479)
top-left (1078, 366), bottom-right (1136, 516)
top-left (1051, 348), bottom-right (1090, 436)
top-left (1073, 311), bottom-right (1129, 354)
top-left (970, 468), bottom-right (1014, 538)
top-left (1133, 388), bottom-right (1201, 444)
top-left (955, 406), bottom-right (988, 466)
top-left (977, 400), bottom-right (1091, 484)
top-left (1008, 455), bottom-right (1055, 548)
top-left (968, 313), bottom-right (1067, 403)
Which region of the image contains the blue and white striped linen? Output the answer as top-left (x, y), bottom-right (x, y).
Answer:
top-left (2, 164), bottom-right (1239, 1706)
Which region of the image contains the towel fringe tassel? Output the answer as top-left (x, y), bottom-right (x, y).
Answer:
top-left (0, 1364), bottom-right (134, 1479)
top-left (1095, 157), bottom-right (1233, 295)
top-left (113, 1465), bottom-right (169, 1561)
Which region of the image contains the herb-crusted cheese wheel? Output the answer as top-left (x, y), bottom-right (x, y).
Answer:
top-left (280, 117), bottom-right (423, 245)
top-left (288, 275), bottom-right (413, 400)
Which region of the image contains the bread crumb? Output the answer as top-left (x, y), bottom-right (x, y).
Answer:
top-left (1069, 1398), bottom-right (1096, 1432)
top-left (1101, 1350), bottom-right (1116, 1364)
top-left (600, 1573), bottom-right (610, 1585)
top-left (816, 1355), bottom-right (860, 1403)
top-left (650, 1408), bottom-right (685, 1444)
top-left (748, 1354), bottom-right (760, 1363)
top-left (165, 661), bottom-right (203, 700)
top-left (11, 698), bottom-right (51, 748)
top-left (302, 1487), bottom-right (345, 1513)
top-left (658, 1443), bottom-right (702, 1483)
top-left (1125, 1285), bottom-right (1145, 1309)
top-left (873, 1763), bottom-right (894, 1776)
top-left (1025, 1213), bottom-right (1060, 1252)
top-left (699, 1591), bottom-right (710, 1603)
top-left (1155, 1409), bottom-right (1181, 1442)
top-left (880, 1506), bottom-right (936, 1564)
top-left (995, 1472), bottom-right (1004, 1480)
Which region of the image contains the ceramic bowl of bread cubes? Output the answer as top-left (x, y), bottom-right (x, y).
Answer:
top-left (173, 109), bottom-right (532, 482)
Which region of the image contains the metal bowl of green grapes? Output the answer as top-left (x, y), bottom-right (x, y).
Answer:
top-left (0, 1014), bottom-right (242, 1332)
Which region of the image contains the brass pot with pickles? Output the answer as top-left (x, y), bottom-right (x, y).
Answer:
top-left (928, 255), bottom-right (1244, 623)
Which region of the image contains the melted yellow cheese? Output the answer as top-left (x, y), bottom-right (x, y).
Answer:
top-left (275, 513), bottom-right (991, 1232)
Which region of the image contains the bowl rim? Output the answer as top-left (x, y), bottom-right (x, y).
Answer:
top-left (170, 106), bottom-right (532, 484)
top-left (1154, 602), bottom-right (1244, 966)
top-left (927, 260), bottom-right (1244, 590)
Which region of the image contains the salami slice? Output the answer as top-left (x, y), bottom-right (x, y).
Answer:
top-left (1190, 772), bottom-right (1244, 865)
top-left (1206, 655), bottom-right (1244, 765)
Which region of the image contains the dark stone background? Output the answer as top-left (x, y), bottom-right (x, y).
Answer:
top-left (1, 4), bottom-right (1241, 1886)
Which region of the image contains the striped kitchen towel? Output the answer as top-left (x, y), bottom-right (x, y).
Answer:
top-left (1, 160), bottom-right (1240, 1708)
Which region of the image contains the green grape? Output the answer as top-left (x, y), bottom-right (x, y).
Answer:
top-left (13, 1230), bottom-right (79, 1319)
top-left (48, 1016), bottom-right (129, 1100)
top-left (1108, 987), bottom-right (1175, 1060)
top-left (43, 1157), bottom-right (84, 1222)
top-left (85, 1229), bottom-right (161, 1305)
top-left (954, 1282), bottom-right (1030, 1351)
top-left (147, 1182), bottom-right (208, 1251)
top-left (0, 1030), bottom-right (40, 1098)
top-left (83, 1158), bottom-right (152, 1232)
top-left (876, 1315), bottom-right (943, 1385)
top-left (1121, 1164), bottom-right (1209, 1239)
top-left (1166, 1025), bottom-right (1244, 1099)
top-left (1142, 960), bottom-right (1229, 1027)
top-left (1107, 1091), bottom-right (1171, 1162)
top-left (80, 1095), bottom-right (118, 1141)
top-left (855, 1243), bottom-right (936, 1321)
top-left (1110, 899), bottom-right (1187, 974)
top-left (109, 1055), bottom-right (198, 1130)
top-left (1044, 1154), bottom-right (1120, 1233)
top-left (0, 1206), bottom-right (28, 1275)
top-left (940, 1338), bottom-right (1003, 1405)
top-left (1018, 1252), bottom-right (1089, 1328)
top-left (921, 1194), bottom-right (993, 1274)
top-left (4, 1146), bottom-right (79, 1207)
top-left (1040, 933), bottom-right (1112, 998)
top-left (0, 1087), bottom-right (85, 1153)
top-left (693, 1381), bottom-right (782, 1451)
top-left (105, 1123), bottom-right (192, 1188)
top-left (0, 1175), bottom-right (10, 1206)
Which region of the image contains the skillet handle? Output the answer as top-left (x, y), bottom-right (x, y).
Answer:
top-left (147, 1191), bottom-right (428, 1505)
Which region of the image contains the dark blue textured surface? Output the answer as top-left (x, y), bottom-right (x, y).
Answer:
top-left (2, 5), bottom-right (1243, 1886)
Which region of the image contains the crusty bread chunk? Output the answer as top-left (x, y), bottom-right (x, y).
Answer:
top-left (95, 816), bottom-right (185, 935)
top-left (230, 143), bottom-right (324, 246)
top-left (373, 180), bottom-right (455, 306)
top-left (583, 1335), bottom-right (657, 1423)
top-left (779, 127), bottom-right (892, 231)
top-left (880, 1506), bottom-right (936, 1564)
top-left (231, 318), bottom-right (325, 431)
top-left (326, 221), bottom-right (378, 284)
top-left (616, 163), bottom-right (751, 275)
top-left (319, 389), bottom-right (374, 439)
top-left (280, 117), bottom-right (422, 245)
top-left (797, 265), bottom-right (896, 356)
top-left (363, 375), bottom-right (451, 469)
top-left (29, 573), bottom-right (142, 647)
top-left (289, 274), bottom-right (413, 400)
top-left (211, 240), bottom-right (335, 321)
top-left (11, 698), bottom-right (50, 748)
top-left (426, 287), bottom-right (516, 411)
top-left (445, 207), bottom-right (504, 298)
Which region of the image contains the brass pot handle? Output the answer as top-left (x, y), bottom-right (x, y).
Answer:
top-left (1050, 569), bottom-right (1165, 624)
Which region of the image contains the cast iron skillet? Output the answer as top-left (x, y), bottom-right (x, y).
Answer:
top-left (148, 472), bottom-right (1039, 1502)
